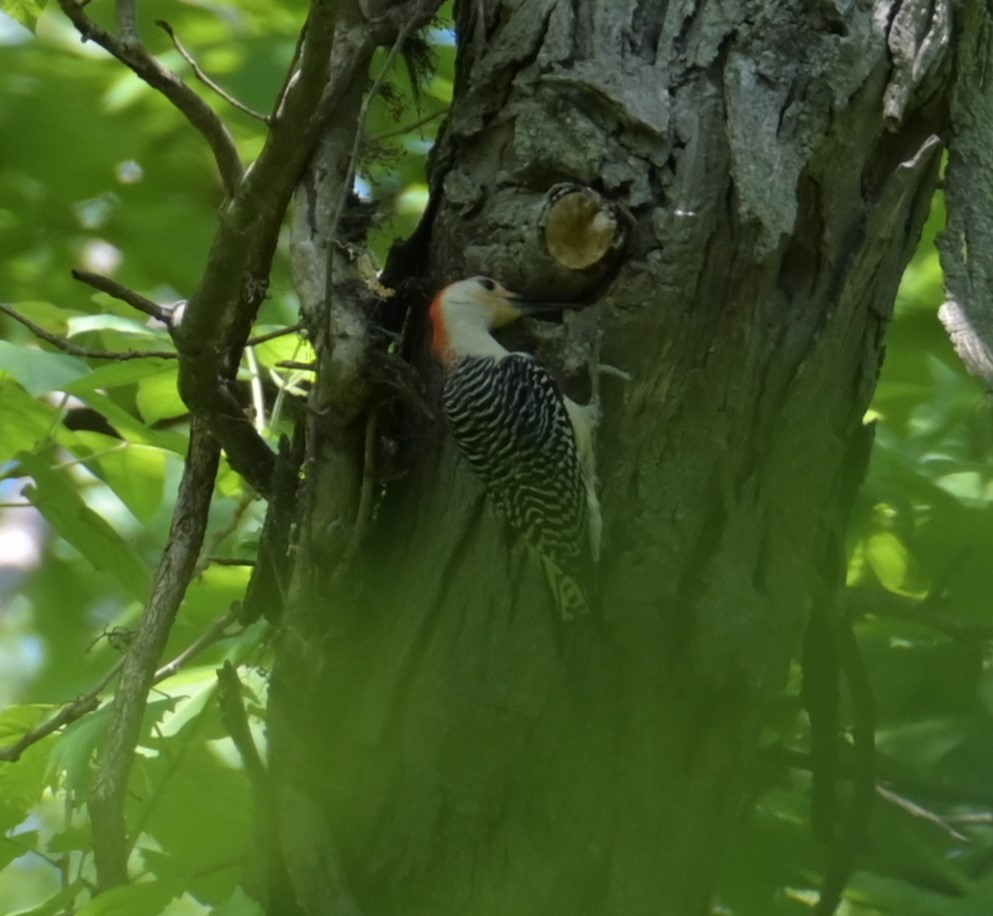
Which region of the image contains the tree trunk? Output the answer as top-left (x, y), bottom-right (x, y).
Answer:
top-left (268, 1), bottom-right (960, 913)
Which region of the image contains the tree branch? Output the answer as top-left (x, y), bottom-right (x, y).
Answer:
top-left (70, 270), bottom-right (172, 323)
top-left (155, 19), bottom-right (269, 123)
top-left (842, 587), bottom-right (993, 642)
top-left (0, 604), bottom-right (245, 766)
top-left (247, 323), bottom-right (306, 347)
top-left (88, 420), bottom-right (220, 890)
top-left (0, 302), bottom-right (176, 360)
top-left (0, 663), bottom-right (122, 763)
top-left (937, 0), bottom-right (993, 390)
top-left (54, 0), bottom-right (243, 199)
top-left (153, 604), bottom-right (244, 683)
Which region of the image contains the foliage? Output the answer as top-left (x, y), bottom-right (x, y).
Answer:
top-left (0, 3), bottom-right (991, 916)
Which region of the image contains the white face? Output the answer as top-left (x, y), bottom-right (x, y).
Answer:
top-left (439, 277), bottom-right (525, 329)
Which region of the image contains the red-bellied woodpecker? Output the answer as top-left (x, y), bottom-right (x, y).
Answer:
top-left (430, 276), bottom-right (601, 619)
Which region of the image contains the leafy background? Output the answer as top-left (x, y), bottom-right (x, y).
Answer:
top-left (1, 3), bottom-right (991, 914)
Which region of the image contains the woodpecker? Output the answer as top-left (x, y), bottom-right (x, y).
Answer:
top-left (430, 276), bottom-right (601, 619)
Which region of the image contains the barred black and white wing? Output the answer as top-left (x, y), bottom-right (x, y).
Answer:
top-left (442, 354), bottom-right (595, 618)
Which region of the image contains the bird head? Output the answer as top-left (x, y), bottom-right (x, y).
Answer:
top-left (430, 276), bottom-right (564, 363)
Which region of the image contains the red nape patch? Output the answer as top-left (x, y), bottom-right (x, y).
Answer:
top-left (429, 294), bottom-right (451, 363)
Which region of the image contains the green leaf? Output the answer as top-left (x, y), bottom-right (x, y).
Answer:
top-left (67, 313), bottom-right (162, 339)
top-left (0, 707), bottom-right (56, 833)
top-left (211, 887), bottom-right (266, 916)
top-left (17, 452), bottom-right (151, 601)
top-left (135, 363), bottom-right (186, 424)
top-left (74, 390), bottom-right (189, 454)
top-left (864, 531), bottom-right (910, 592)
top-left (0, 830), bottom-right (38, 871)
top-left (73, 878), bottom-right (186, 916)
top-left (46, 825), bottom-right (92, 854)
top-left (63, 357), bottom-right (175, 395)
top-left (7, 882), bottom-right (85, 916)
top-left (0, 378), bottom-right (57, 462)
top-left (45, 705), bottom-right (110, 795)
top-left (0, 340), bottom-right (89, 396)
top-left (3, 301), bottom-right (73, 335)
top-left (0, 703), bottom-right (52, 742)
top-left (0, 0), bottom-right (45, 33)
top-left (65, 432), bottom-right (168, 522)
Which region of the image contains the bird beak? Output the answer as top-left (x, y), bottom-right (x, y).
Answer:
top-left (502, 293), bottom-right (578, 317)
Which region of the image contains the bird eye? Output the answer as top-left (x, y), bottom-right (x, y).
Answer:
top-left (477, 278), bottom-right (496, 291)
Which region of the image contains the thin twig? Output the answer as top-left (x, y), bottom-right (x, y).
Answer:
top-left (370, 106), bottom-right (447, 142)
top-left (876, 784), bottom-right (970, 843)
top-left (70, 269), bottom-right (171, 323)
top-left (204, 556), bottom-right (257, 567)
top-left (247, 323), bottom-right (306, 347)
top-left (0, 602), bottom-right (247, 765)
top-left (153, 603), bottom-right (244, 683)
top-left (194, 489), bottom-right (257, 578)
top-left (245, 346), bottom-right (268, 435)
top-left (54, 0), bottom-right (243, 198)
top-left (155, 20), bottom-right (269, 123)
top-left (0, 302), bottom-right (176, 361)
top-left (0, 661), bottom-right (123, 763)
top-left (843, 587), bottom-right (993, 642)
top-left (275, 360), bottom-right (317, 371)
top-left (330, 410), bottom-right (379, 586)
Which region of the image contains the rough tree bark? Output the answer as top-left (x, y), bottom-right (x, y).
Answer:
top-left (267, 1), bottom-right (971, 914)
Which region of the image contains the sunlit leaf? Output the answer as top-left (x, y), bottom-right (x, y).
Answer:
top-left (65, 431), bottom-right (168, 522)
top-left (45, 705), bottom-right (110, 794)
top-left (6, 882), bottom-right (85, 916)
top-left (0, 378), bottom-right (57, 462)
top-left (73, 878), bottom-right (187, 916)
top-left (0, 831), bottom-right (38, 871)
top-left (864, 531), bottom-right (910, 592)
top-left (73, 389), bottom-right (189, 453)
top-left (0, 708), bottom-right (55, 832)
top-left (17, 452), bottom-right (151, 600)
top-left (211, 886), bottom-right (266, 916)
top-left (135, 363), bottom-right (186, 424)
top-left (0, 703), bottom-right (52, 741)
top-left (0, 340), bottom-right (88, 395)
top-left (63, 357), bottom-right (175, 395)
top-left (0, 0), bottom-right (44, 33)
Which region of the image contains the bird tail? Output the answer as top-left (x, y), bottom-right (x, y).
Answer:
top-left (541, 557), bottom-right (591, 620)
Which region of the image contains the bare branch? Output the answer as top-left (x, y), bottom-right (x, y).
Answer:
top-left (0, 302), bottom-right (176, 361)
top-left (876, 785), bottom-right (971, 843)
top-left (247, 323), bottom-right (306, 347)
top-left (70, 269), bottom-right (172, 323)
top-left (329, 410), bottom-right (380, 586)
top-left (155, 20), bottom-right (269, 123)
top-left (0, 662), bottom-right (122, 763)
top-left (153, 604), bottom-right (244, 683)
top-left (89, 421), bottom-right (221, 890)
top-left (370, 105), bottom-right (447, 142)
top-left (54, 0), bottom-right (243, 198)
top-left (843, 587), bottom-right (993, 642)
